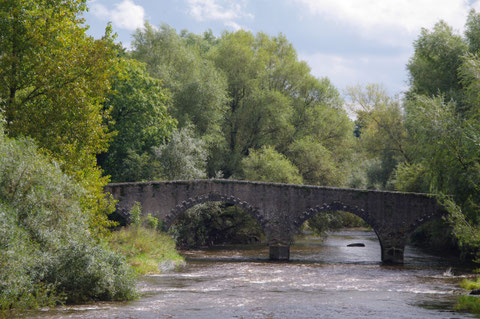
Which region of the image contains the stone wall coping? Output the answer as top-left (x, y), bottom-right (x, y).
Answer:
top-left (106, 178), bottom-right (438, 198)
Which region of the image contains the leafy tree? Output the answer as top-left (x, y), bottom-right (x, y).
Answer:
top-left (131, 23), bottom-right (228, 138)
top-left (466, 9), bottom-right (480, 54)
top-left (98, 59), bottom-right (176, 182)
top-left (346, 84), bottom-right (409, 189)
top-left (407, 21), bottom-right (468, 108)
top-left (0, 0), bottom-right (118, 233)
top-left (287, 137), bottom-right (342, 186)
top-left (402, 96), bottom-right (479, 209)
top-left (241, 146), bottom-right (303, 184)
top-left (154, 126), bottom-right (208, 180)
top-left (211, 30), bottom-right (352, 178)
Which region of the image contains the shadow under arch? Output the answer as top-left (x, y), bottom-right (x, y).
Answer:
top-left (163, 193), bottom-right (268, 234)
top-left (292, 201), bottom-right (377, 231)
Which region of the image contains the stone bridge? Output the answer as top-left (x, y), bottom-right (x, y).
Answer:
top-left (105, 179), bottom-right (446, 264)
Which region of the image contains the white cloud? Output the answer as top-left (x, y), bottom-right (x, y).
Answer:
top-left (90, 0), bottom-right (145, 31)
top-left (187, 0), bottom-right (253, 30)
top-left (294, 0), bottom-right (480, 41)
top-left (299, 52), bottom-right (411, 95)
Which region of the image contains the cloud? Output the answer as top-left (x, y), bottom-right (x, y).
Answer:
top-left (294, 0), bottom-right (479, 41)
top-left (90, 0), bottom-right (145, 31)
top-left (299, 52), bottom-right (410, 95)
top-left (187, 0), bottom-right (253, 30)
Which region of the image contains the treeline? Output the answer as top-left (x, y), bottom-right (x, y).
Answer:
top-left (99, 24), bottom-right (354, 187)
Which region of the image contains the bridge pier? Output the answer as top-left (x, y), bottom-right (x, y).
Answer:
top-left (381, 245), bottom-right (405, 264)
top-left (269, 245), bottom-right (290, 261)
top-left (379, 235), bottom-right (407, 264)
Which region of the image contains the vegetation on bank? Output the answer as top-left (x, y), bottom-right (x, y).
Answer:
top-left (109, 203), bottom-right (184, 275)
top-left (0, 129), bottom-right (136, 312)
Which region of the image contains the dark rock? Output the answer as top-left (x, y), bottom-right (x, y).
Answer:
top-left (470, 289), bottom-right (480, 295)
top-left (347, 243), bottom-right (365, 247)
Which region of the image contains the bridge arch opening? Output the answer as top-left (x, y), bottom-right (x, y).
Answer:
top-left (165, 194), bottom-right (267, 249)
top-left (292, 201), bottom-right (386, 262)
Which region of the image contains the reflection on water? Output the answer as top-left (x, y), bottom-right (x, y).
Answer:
top-left (26, 230), bottom-right (479, 319)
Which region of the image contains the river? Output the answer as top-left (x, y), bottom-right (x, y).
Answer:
top-left (29, 230), bottom-right (478, 318)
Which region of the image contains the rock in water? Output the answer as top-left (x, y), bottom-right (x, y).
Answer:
top-left (470, 289), bottom-right (480, 295)
top-left (347, 243), bottom-right (365, 247)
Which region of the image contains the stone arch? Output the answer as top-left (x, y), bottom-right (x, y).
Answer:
top-left (292, 201), bottom-right (389, 260)
top-left (406, 211), bottom-right (443, 234)
top-left (163, 193), bottom-right (268, 233)
top-left (292, 201), bottom-right (376, 231)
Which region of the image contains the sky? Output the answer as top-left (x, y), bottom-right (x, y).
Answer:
top-left (84, 0), bottom-right (480, 96)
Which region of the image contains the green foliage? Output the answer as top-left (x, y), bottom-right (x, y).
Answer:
top-left (98, 58), bottom-right (176, 182)
top-left (403, 96), bottom-right (479, 205)
top-left (0, 131), bottom-right (136, 310)
top-left (0, 0), bottom-right (120, 235)
top-left (144, 213), bottom-right (159, 230)
top-left (403, 14), bottom-right (480, 262)
top-left (391, 162), bottom-right (430, 193)
top-left (346, 84), bottom-right (409, 190)
top-left (169, 203), bottom-right (264, 249)
top-left (407, 21), bottom-right (468, 106)
top-left (241, 146), bottom-right (303, 184)
top-left (455, 296), bottom-right (480, 314)
top-left (154, 125), bottom-right (208, 180)
top-left (210, 30), bottom-right (351, 178)
top-left (109, 226), bottom-right (184, 275)
top-left (132, 23), bottom-right (228, 139)
top-left (287, 137), bottom-right (343, 186)
top-left (465, 9), bottom-right (480, 53)
top-left (129, 202), bottom-right (142, 228)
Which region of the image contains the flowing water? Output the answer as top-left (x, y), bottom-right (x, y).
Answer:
top-left (28, 230), bottom-right (479, 318)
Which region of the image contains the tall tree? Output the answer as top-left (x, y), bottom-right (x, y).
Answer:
top-left (211, 30), bottom-right (352, 180)
top-left (407, 21), bottom-right (468, 109)
top-left (98, 59), bottom-right (176, 182)
top-left (131, 23), bottom-right (228, 138)
top-left (0, 0), bottom-right (118, 233)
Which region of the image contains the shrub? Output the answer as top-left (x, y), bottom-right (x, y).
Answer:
top-left (109, 226), bottom-right (184, 275)
top-left (0, 132), bottom-right (137, 311)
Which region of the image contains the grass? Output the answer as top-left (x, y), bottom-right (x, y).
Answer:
top-left (455, 278), bottom-right (480, 314)
top-left (109, 226), bottom-right (184, 275)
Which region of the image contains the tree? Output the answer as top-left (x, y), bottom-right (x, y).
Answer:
top-left (407, 21), bottom-right (468, 109)
top-left (154, 126), bottom-right (208, 180)
top-left (0, 0), bottom-right (118, 233)
top-left (211, 30), bottom-right (352, 179)
top-left (98, 58), bottom-right (176, 182)
top-left (287, 137), bottom-right (342, 186)
top-left (346, 84), bottom-right (409, 189)
top-left (241, 146), bottom-right (303, 184)
top-left (131, 23), bottom-right (228, 138)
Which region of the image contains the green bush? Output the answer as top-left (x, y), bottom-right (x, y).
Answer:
top-left (144, 213), bottom-right (159, 230)
top-left (0, 131), bottom-right (136, 311)
top-left (130, 202), bottom-right (142, 227)
top-left (109, 226), bottom-right (184, 275)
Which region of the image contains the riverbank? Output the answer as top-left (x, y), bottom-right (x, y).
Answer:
top-left (109, 226), bottom-right (185, 275)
